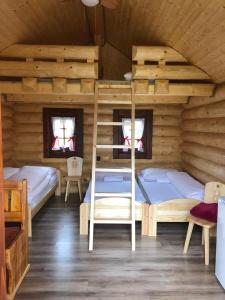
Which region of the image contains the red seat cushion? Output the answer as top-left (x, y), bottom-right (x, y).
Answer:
top-left (5, 224), bottom-right (21, 248)
top-left (190, 202), bottom-right (218, 223)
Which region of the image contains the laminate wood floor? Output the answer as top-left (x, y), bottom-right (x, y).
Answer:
top-left (15, 195), bottom-right (225, 300)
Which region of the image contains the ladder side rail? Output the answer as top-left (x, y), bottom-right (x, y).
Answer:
top-left (89, 85), bottom-right (99, 251)
top-left (131, 82), bottom-right (136, 251)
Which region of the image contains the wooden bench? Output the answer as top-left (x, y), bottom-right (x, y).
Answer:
top-left (4, 180), bottom-right (30, 300)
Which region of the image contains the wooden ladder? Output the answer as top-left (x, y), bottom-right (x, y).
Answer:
top-left (89, 82), bottom-right (136, 251)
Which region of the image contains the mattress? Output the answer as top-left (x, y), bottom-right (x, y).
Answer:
top-left (84, 172), bottom-right (146, 204)
top-left (28, 174), bottom-right (58, 209)
top-left (4, 166), bottom-right (58, 208)
top-left (138, 174), bottom-right (203, 205)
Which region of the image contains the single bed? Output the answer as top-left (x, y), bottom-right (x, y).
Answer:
top-left (4, 166), bottom-right (61, 237)
top-left (137, 168), bottom-right (204, 237)
top-left (80, 171), bottom-right (149, 235)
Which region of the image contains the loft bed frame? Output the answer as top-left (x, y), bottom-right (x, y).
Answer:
top-left (0, 44), bottom-right (215, 239)
top-left (80, 200), bottom-right (149, 236)
top-left (148, 198), bottom-right (200, 237)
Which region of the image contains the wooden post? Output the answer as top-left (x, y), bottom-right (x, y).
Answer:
top-left (149, 205), bottom-right (157, 237)
top-left (141, 203), bottom-right (149, 235)
top-left (80, 203), bottom-right (89, 235)
top-left (0, 94), bottom-right (6, 300)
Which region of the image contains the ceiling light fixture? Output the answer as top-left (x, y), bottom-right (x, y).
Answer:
top-left (81, 0), bottom-right (99, 7)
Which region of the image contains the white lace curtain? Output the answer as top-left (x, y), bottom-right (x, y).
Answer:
top-left (51, 117), bottom-right (75, 151)
top-left (122, 118), bottom-right (145, 152)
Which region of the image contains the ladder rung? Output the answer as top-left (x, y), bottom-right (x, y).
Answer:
top-left (97, 121), bottom-right (131, 126)
top-left (93, 219), bottom-right (133, 224)
top-left (95, 168), bottom-right (132, 173)
top-left (94, 192), bottom-right (132, 198)
top-left (96, 145), bottom-right (131, 149)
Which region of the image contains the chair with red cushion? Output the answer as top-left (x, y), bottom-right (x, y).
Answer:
top-left (183, 182), bottom-right (225, 265)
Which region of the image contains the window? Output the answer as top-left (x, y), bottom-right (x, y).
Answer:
top-left (113, 110), bottom-right (153, 159)
top-left (43, 108), bottom-right (83, 158)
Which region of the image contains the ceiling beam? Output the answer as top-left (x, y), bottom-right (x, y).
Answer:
top-left (1, 80), bottom-right (214, 97)
top-left (0, 44), bottom-right (98, 60)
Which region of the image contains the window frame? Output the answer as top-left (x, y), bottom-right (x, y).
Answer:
top-left (113, 109), bottom-right (153, 159)
top-left (43, 108), bottom-right (83, 158)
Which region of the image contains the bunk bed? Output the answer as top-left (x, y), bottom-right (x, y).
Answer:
top-left (80, 171), bottom-right (149, 236)
top-left (137, 168), bottom-right (204, 236)
top-left (4, 166), bottom-right (61, 237)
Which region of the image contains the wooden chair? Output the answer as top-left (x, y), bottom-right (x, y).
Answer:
top-left (64, 156), bottom-right (83, 202)
top-left (4, 179), bottom-right (30, 300)
top-left (183, 182), bottom-right (225, 265)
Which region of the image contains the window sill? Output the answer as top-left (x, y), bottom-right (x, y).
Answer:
top-left (41, 158), bottom-right (67, 163)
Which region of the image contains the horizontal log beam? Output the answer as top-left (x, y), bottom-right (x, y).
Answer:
top-left (6, 93), bottom-right (187, 104)
top-left (132, 65), bottom-right (210, 80)
top-left (0, 61), bottom-right (98, 79)
top-left (146, 83), bottom-right (214, 96)
top-left (0, 78), bottom-right (214, 96)
top-left (182, 142), bottom-right (225, 166)
top-left (7, 93), bottom-right (94, 103)
top-left (0, 81), bottom-right (82, 95)
top-left (182, 152), bottom-right (225, 182)
top-left (13, 103), bottom-right (183, 115)
top-left (0, 44), bottom-right (99, 60)
top-left (182, 99), bottom-right (225, 119)
top-left (132, 46), bottom-right (187, 62)
top-left (182, 118), bottom-right (225, 133)
top-left (184, 83), bottom-right (225, 109)
top-left (182, 131), bottom-right (225, 149)
top-left (182, 162), bottom-right (219, 184)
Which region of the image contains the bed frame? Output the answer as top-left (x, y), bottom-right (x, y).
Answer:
top-left (4, 180), bottom-right (30, 300)
top-left (80, 200), bottom-right (149, 236)
top-left (136, 173), bottom-right (202, 237)
top-left (28, 169), bottom-right (61, 237)
top-left (148, 198), bottom-right (200, 236)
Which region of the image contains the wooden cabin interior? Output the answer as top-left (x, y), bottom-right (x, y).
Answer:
top-left (1, 0), bottom-right (225, 299)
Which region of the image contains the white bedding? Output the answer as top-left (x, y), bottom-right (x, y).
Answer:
top-left (3, 167), bottom-right (20, 179)
top-left (84, 172), bottom-right (146, 204)
top-left (28, 174), bottom-right (58, 209)
top-left (138, 172), bottom-right (204, 204)
top-left (167, 171), bottom-right (204, 200)
top-left (140, 168), bottom-right (177, 181)
top-left (4, 166), bottom-right (58, 208)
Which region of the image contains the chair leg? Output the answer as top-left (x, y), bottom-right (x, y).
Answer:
top-left (77, 180), bottom-right (82, 202)
top-left (183, 222), bottom-right (194, 254)
top-left (202, 228), bottom-right (205, 245)
top-left (204, 227), bottom-right (210, 265)
top-left (65, 180), bottom-right (70, 202)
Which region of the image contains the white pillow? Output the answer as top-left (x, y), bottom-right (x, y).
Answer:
top-left (104, 176), bottom-right (123, 182)
top-left (3, 167), bottom-right (20, 179)
top-left (141, 168), bottom-right (177, 180)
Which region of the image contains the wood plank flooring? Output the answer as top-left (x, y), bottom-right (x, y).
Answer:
top-left (15, 195), bottom-right (225, 300)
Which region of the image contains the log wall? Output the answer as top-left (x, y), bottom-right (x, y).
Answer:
top-left (182, 84), bottom-right (225, 184)
top-left (12, 102), bottom-right (183, 192)
top-left (2, 100), bottom-right (14, 166)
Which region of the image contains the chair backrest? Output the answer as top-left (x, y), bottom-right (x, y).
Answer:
top-left (67, 156), bottom-right (83, 177)
top-left (204, 182), bottom-right (225, 203)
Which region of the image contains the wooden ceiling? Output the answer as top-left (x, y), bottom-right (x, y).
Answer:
top-left (0, 0), bottom-right (225, 82)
